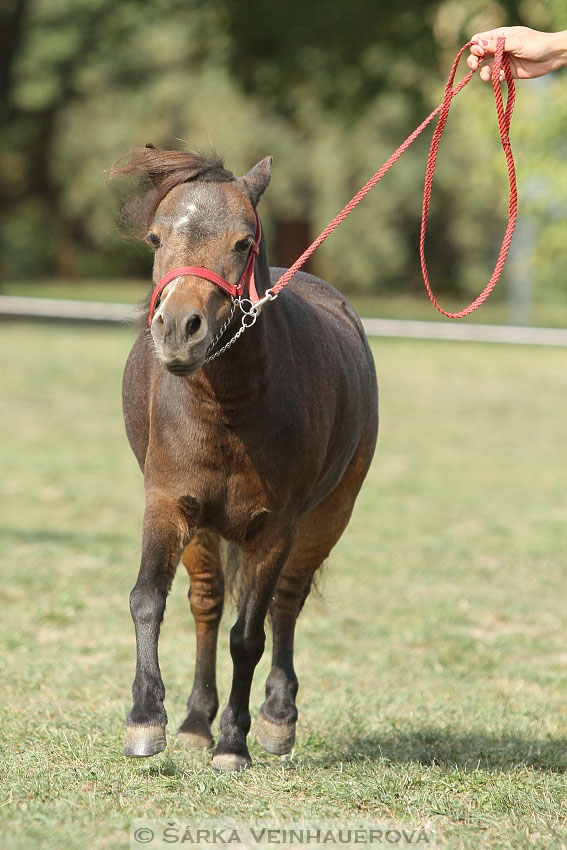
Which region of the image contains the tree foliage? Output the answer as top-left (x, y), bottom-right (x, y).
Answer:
top-left (1, 0), bottom-right (565, 306)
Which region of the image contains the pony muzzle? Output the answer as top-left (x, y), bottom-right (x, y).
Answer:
top-left (151, 295), bottom-right (211, 373)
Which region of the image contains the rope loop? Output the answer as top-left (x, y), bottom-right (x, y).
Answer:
top-left (269, 38), bottom-right (517, 319)
top-left (420, 38), bottom-right (517, 317)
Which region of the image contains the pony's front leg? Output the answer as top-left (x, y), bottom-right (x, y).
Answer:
top-left (211, 527), bottom-right (293, 772)
top-left (124, 492), bottom-right (189, 757)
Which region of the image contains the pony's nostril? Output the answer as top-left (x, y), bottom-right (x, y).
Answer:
top-left (152, 311), bottom-right (167, 340)
top-left (186, 314), bottom-right (203, 339)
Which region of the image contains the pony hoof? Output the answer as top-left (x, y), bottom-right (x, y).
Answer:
top-left (256, 714), bottom-right (296, 755)
top-left (177, 729), bottom-right (214, 750)
top-left (211, 752), bottom-right (251, 772)
top-left (123, 724), bottom-right (167, 758)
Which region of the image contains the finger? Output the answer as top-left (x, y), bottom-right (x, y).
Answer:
top-left (480, 64), bottom-right (505, 83)
top-left (467, 55), bottom-right (480, 71)
top-left (470, 30), bottom-right (509, 57)
top-left (479, 33), bottom-right (512, 59)
top-left (471, 33), bottom-right (492, 46)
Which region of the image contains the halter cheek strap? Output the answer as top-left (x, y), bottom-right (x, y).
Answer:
top-left (148, 214), bottom-right (262, 325)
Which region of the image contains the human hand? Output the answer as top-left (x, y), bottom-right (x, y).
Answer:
top-left (467, 26), bottom-right (567, 81)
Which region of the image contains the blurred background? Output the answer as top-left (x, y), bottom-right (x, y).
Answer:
top-left (1, 0), bottom-right (565, 324)
top-left (1, 6), bottom-right (566, 841)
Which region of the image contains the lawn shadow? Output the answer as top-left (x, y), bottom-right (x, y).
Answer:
top-left (126, 729), bottom-right (567, 778)
top-left (0, 524), bottom-right (132, 549)
top-left (141, 753), bottom-right (216, 779)
top-left (307, 726), bottom-right (567, 774)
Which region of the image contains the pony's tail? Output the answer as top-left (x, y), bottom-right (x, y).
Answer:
top-left (222, 540), bottom-right (243, 607)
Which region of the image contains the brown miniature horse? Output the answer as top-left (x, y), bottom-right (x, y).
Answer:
top-left (111, 147), bottom-right (378, 771)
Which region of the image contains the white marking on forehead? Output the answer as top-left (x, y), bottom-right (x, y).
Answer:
top-left (174, 202), bottom-right (199, 230)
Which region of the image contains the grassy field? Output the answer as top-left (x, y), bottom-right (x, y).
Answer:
top-left (0, 321), bottom-right (565, 850)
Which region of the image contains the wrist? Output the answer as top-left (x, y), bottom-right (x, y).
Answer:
top-left (551, 30), bottom-right (567, 68)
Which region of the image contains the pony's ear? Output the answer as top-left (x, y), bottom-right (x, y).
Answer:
top-left (239, 156), bottom-right (272, 206)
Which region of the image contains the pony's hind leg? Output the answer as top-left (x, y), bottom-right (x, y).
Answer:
top-left (257, 429), bottom-right (376, 756)
top-left (177, 530), bottom-right (224, 749)
top-left (257, 562), bottom-right (316, 755)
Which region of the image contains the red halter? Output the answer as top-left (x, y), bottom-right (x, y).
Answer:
top-left (148, 214), bottom-right (262, 325)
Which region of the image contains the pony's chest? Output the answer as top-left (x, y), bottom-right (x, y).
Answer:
top-left (144, 410), bottom-right (275, 533)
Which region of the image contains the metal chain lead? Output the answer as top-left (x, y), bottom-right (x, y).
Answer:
top-left (202, 298), bottom-right (236, 364)
top-left (203, 289), bottom-right (278, 365)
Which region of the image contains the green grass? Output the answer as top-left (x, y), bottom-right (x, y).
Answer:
top-left (3, 279), bottom-right (566, 327)
top-left (0, 322), bottom-right (565, 850)
top-left (2, 278), bottom-right (147, 305)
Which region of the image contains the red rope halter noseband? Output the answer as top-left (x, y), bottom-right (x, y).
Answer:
top-left (148, 213), bottom-right (261, 325)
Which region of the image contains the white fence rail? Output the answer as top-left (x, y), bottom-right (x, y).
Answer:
top-left (1, 295), bottom-right (566, 347)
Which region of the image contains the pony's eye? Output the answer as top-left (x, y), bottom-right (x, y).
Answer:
top-left (235, 238), bottom-right (252, 255)
top-left (146, 232), bottom-right (161, 249)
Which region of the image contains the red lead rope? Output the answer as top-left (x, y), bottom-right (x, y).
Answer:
top-left (270, 38), bottom-right (517, 319)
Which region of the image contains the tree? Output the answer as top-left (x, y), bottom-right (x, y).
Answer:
top-left (1, 0), bottom-right (564, 311)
